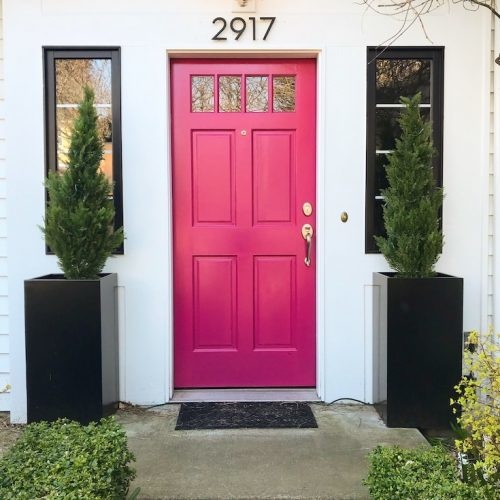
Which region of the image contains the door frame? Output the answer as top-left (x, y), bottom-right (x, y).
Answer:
top-left (166, 50), bottom-right (326, 401)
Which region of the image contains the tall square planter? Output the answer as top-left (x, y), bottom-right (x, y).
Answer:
top-left (24, 273), bottom-right (118, 424)
top-left (373, 272), bottom-right (463, 429)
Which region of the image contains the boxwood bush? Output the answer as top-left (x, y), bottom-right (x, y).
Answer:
top-left (0, 417), bottom-right (135, 499)
top-left (364, 445), bottom-right (495, 499)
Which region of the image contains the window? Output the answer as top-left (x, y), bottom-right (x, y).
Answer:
top-left (44, 48), bottom-right (123, 252)
top-left (365, 47), bottom-right (444, 253)
top-left (190, 73), bottom-right (296, 113)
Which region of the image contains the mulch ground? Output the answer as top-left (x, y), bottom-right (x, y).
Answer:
top-left (0, 413), bottom-right (23, 458)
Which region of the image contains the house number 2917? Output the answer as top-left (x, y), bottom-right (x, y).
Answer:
top-left (212, 17), bottom-right (276, 41)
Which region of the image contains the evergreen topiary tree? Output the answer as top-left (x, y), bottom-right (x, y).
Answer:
top-left (375, 93), bottom-right (443, 278)
top-left (42, 86), bottom-right (124, 279)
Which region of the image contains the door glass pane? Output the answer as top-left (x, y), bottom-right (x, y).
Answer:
top-left (219, 76), bottom-right (242, 112)
top-left (55, 58), bottom-right (113, 182)
top-left (192, 76), bottom-right (215, 112)
top-left (376, 59), bottom-right (431, 104)
top-left (246, 76), bottom-right (268, 112)
top-left (273, 76), bottom-right (295, 112)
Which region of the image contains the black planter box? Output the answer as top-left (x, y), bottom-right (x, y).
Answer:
top-left (25, 273), bottom-right (118, 424)
top-left (373, 272), bottom-right (463, 430)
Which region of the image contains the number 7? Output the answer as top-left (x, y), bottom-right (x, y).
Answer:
top-left (260, 17), bottom-right (276, 41)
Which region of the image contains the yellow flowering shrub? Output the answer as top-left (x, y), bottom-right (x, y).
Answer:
top-left (452, 330), bottom-right (499, 485)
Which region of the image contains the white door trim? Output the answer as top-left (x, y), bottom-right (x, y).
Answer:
top-left (165, 49), bottom-right (326, 402)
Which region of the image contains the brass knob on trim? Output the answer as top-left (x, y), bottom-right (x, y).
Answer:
top-left (340, 211), bottom-right (348, 223)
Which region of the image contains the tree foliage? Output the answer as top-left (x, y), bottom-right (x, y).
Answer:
top-left (375, 93), bottom-right (443, 277)
top-left (452, 330), bottom-right (500, 487)
top-left (361, 1), bottom-right (500, 56)
top-left (42, 86), bottom-right (124, 279)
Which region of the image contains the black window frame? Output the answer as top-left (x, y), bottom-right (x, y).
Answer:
top-left (44, 47), bottom-right (124, 254)
top-left (365, 47), bottom-right (444, 253)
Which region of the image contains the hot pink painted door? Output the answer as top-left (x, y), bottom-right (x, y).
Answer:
top-left (172, 59), bottom-right (316, 387)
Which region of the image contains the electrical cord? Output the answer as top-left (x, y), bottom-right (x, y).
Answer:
top-left (324, 397), bottom-right (369, 405)
top-left (122, 398), bottom-right (370, 410)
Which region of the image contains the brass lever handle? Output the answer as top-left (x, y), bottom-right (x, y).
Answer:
top-left (305, 234), bottom-right (312, 266)
top-left (302, 224), bottom-right (313, 267)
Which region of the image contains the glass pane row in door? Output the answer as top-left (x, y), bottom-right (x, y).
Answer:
top-left (191, 75), bottom-right (295, 113)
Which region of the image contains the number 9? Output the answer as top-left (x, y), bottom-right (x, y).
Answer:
top-left (230, 17), bottom-right (246, 40)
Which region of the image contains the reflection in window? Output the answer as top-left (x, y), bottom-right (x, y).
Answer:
top-left (192, 76), bottom-right (214, 112)
top-left (273, 76), bottom-right (295, 112)
top-left (375, 107), bottom-right (430, 152)
top-left (365, 48), bottom-right (444, 253)
top-left (219, 76), bottom-right (242, 112)
top-left (376, 59), bottom-right (431, 104)
top-left (246, 76), bottom-right (268, 112)
top-left (55, 59), bottom-right (113, 182)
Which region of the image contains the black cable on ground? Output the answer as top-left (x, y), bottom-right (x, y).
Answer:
top-left (324, 398), bottom-right (369, 405)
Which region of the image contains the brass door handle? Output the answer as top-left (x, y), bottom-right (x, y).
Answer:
top-left (302, 224), bottom-right (313, 267)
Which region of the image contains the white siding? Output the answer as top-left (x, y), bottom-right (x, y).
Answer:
top-left (0, 0), bottom-right (8, 412)
top-left (488, 19), bottom-right (495, 328)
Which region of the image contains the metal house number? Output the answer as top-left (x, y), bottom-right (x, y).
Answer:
top-left (212, 17), bottom-right (276, 41)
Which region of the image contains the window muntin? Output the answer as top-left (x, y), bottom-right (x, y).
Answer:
top-left (45, 48), bottom-right (123, 253)
top-left (366, 48), bottom-right (444, 253)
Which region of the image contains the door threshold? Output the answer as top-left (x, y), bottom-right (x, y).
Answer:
top-left (170, 388), bottom-right (320, 403)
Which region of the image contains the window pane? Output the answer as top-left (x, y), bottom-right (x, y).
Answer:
top-left (374, 199), bottom-right (386, 240)
top-left (219, 76), bottom-right (242, 112)
top-left (375, 107), bottom-right (430, 151)
top-left (246, 76), bottom-right (268, 112)
top-left (56, 59), bottom-right (111, 105)
top-left (56, 101), bottom-right (113, 182)
top-left (375, 153), bottom-right (390, 194)
top-left (56, 107), bottom-right (77, 170)
top-left (192, 76), bottom-right (214, 112)
top-left (376, 59), bottom-right (431, 104)
top-left (273, 76), bottom-right (295, 112)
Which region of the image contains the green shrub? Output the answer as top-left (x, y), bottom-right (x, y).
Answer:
top-left (451, 330), bottom-right (500, 487)
top-left (375, 93), bottom-right (443, 278)
top-left (0, 417), bottom-right (135, 499)
top-left (42, 86), bottom-right (124, 279)
top-left (364, 445), bottom-right (495, 499)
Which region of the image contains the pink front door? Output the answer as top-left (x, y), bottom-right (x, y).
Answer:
top-left (172, 59), bottom-right (316, 387)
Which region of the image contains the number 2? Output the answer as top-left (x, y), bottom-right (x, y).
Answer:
top-left (212, 17), bottom-right (227, 41)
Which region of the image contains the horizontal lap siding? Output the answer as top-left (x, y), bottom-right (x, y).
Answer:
top-left (0, 0), bottom-right (9, 411)
top-left (489, 20), bottom-right (495, 329)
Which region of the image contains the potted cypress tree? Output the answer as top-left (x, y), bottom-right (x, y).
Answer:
top-left (373, 93), bottom-right (463, 429)
top-left (24, 87), bottom-right (124, 424)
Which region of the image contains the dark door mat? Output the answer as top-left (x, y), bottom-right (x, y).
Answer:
top-left (175, 402), bottom-right (318, 430)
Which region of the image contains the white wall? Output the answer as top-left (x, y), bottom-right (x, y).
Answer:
top-left (4, 0), bottom-right (490, 421)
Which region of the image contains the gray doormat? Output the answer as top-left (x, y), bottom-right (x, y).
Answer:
top-left (175, 402), bottom-right (318, 430)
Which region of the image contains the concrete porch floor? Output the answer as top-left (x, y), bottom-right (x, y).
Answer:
top-left (117, 403), bottom-right (428, 499)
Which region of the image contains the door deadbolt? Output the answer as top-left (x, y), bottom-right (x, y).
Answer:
top-left (302, 202), bottom-right (313, 216)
